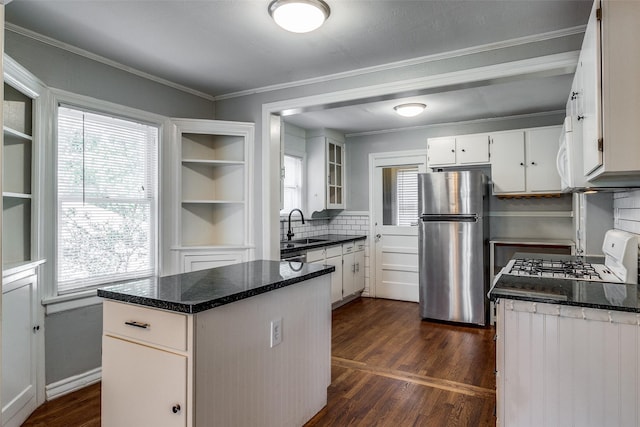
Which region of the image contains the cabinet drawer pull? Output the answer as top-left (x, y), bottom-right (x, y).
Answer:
top-left (124, 321), bottom-right (150, 329)
top-left (172, 404), bottom-right (181, 414)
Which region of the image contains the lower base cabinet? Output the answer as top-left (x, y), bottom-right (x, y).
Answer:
top-left (102, 336), bottom-right (187, 427)
top-left (496, 299), bottom-right (640, 427)
top-left (102, 275), bottom-right (331, 427)
top-left (306, 241), bottom-right (366, 305)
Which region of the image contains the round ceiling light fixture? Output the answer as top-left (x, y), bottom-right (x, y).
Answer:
top-left (268, 0), bottom-right (331, 33)
top-left (394, 103), bottom-right (427, 117)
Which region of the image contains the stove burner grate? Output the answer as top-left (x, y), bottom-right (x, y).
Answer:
top-left (509, 258), bottom-right (603, 280)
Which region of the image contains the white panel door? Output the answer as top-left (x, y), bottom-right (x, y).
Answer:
top-left (1, 275), bottom-right (38, 427)
top-left (525, 127), bottom-right (563, 193)
top-left (490, 131), bottom-right (525, 194)
top-left (372, 154), bottom-right (426, 302)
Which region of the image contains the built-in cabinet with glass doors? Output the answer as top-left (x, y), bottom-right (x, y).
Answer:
top-left (307, 133), bottom-right (345, 213)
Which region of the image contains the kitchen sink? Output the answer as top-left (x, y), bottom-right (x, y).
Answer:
top-left (280, 238), bottom-right (328, 249)
top-left (290, 238), bottom-right (327, 244)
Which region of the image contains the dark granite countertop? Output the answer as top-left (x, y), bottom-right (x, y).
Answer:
top-left (280, 234), bottom-right (367, 255)
top-left (489, 253), bottom-right (640, 313)
top-left (97, 260), bottom-right (335, 314)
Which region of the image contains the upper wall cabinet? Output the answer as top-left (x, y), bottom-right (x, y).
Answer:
top-left (307, 134), bottom-right (345, 213)
top-left (578, 0), bottom-right (640, 181)
top-left (490, 126), bottom-right (563, 195)
top-left (427, 133), bottom-right (490, 168)
top-left (170, 119), bottom-right (254, 272)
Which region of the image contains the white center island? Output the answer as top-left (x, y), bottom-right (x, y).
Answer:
top-left (98, 260), bottom-right (334, 427)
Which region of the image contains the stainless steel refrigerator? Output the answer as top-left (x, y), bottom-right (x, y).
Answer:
top-left (418, 171), bottom-right (488, 325)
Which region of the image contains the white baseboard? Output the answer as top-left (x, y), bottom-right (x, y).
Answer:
top-left (45, 367), bottom-right (102, 401)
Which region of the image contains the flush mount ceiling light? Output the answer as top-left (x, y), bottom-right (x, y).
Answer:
top-left (394, 103), bottom-right (427, 117)
top-left (268, 0), bottom-right (331, 33)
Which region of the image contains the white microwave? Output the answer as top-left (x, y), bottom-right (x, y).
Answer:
top-left (556, 115), bottom-right (588, 191)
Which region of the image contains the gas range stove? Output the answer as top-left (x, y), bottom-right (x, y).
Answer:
top-left (504, 258), bottom-right (621, 282)
top-left (501, 230), bottom-right (639, 285)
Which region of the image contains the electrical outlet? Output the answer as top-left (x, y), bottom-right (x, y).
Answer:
top-left (270, 318), bottom-right (282, 348)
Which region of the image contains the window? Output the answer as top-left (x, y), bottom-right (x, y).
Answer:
top-left (56, 105), bottom-right (158, 294)
top-left (282, 154), bottom-right (303, 213)
top-left (396, 167), bottom-right (419, 226)
top-left (382, 166), bottom-right (418, 226)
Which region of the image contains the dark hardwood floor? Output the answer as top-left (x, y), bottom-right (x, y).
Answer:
top-left (23, 298), bottom-right (496, 426)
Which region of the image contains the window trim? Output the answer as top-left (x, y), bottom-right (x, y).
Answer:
top-left (42, 88), bottom-right (167, 313)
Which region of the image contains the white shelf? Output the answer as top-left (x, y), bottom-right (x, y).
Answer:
top-left (182, 159), bottom-right (244, 166)
top-left (488, 211), bottom-right (573, 218)
top-left (3, 126), bottom-right (32, 141)
top-left (3, 192), bottom-right (32, 199)
top-left (182, 200), bottom-right (244, 204)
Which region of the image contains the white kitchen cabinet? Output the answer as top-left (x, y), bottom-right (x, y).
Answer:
top-left (427, 133), bottom-right (490, 168)
top-left (304, 242), bottom-right (365, 305)
top-left (342, 241), bottom-right (365, 297)
top-left (307, 133), bottom-right (345, 213)
top-left (578, 0), bottom-right (640, 181)
top-left (490, 126), bottom-right (562, 195)
top-left (170, 119), bottom-right (254, 273)
top-left (1, 262), bottom-right (44, 427)
top-left (102, 335), bottom-right (187, 427)
top-left (325, 245), bottom-right (343, 304)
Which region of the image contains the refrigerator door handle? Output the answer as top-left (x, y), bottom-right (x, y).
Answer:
top-left (420, 214), bottom-right (478, 223)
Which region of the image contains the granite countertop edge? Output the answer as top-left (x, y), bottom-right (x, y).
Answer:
top-left (280, 234), bottom-right (367, 255)
top-left (489, 292), bottom-right (640, 314)
top-left (97, 262), bottom-right (336, 314)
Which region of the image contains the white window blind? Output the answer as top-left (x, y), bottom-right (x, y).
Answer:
top-left (282, 154), bottom-right (303, 212)
top-left (396, 166), bottom-right (419, 226)
top-left (57, 106), bottom-right (158, 294)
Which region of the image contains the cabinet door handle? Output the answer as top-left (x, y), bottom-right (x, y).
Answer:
top-left (461, 149), bottom-right (466, 152)
top-left (450, 149), bottom-right (455, 153)
top-left (124, 321), bottom-right (150, 329)
top-left (531, 161), bottom-right (537, 165)
top-left (519, 162), bottom-right (524, 166)
top-left (356, 263), bottom-right (360, 272)
top-left (172, 404), bottom-right (181, 414)
top-left (577, 115), bottom-right (584, 121)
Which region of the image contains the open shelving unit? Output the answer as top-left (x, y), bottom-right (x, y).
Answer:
top-left (171, 120), bottom-right (254, 272)
top-left (3, 82), bottom-right (35, 266)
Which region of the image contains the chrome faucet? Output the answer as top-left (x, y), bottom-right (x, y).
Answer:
top-left (287, 209), bottom-right (305, 241)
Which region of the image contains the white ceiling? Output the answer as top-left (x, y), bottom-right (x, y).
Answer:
top-left (5, 0), bottom-right (593, 133)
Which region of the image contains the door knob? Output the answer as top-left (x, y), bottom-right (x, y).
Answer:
top-left (375, 234), bottom-right (381, 242)
top-left (172, 404), bottom-right (181, 414)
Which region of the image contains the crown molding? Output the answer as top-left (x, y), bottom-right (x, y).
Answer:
top-left (215, 25), bottom-right (586, 101)
top-left (5, 22), bottom-right (216, 102)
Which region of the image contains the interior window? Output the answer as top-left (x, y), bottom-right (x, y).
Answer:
top-left (56, 105), bottom-right (158, 294)
top-left (281, 154), bottom-right (303, 213)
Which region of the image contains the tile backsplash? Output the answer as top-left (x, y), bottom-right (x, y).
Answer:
top-left (279, 212), bottom-right (370, 241)
top-left (613, 190), bottom-right (640, 235)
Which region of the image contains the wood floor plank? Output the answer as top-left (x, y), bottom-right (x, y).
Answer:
top-left (23, 298), bottom-right (496, 426)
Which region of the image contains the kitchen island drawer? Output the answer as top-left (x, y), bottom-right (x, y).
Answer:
top-left (103, 300), bottom-right (188, 351)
